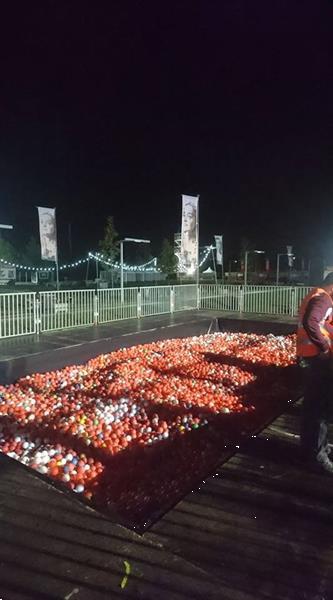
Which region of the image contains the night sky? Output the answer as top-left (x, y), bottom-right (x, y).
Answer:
top-left (1, 1), bottom-right (333, 265)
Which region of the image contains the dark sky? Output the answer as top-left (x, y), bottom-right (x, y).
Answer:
top-left (0, 1), bottom-right (333, 263)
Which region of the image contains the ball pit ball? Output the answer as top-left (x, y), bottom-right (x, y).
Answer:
top-left (0, 332), bottom-right (296, 520)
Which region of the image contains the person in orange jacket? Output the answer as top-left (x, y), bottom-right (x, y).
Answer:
top-left (297, 272), bottom-right (333, 473)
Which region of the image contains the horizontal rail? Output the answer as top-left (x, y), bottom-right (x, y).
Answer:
top-left (0, 285), bottom-right (311, 339)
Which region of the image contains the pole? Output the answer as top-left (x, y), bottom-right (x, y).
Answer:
top-left (276, 254), bottom-right (280, 285)
top-left (120, 240), bottom-right (124, 303)
top-left (196, 195), bottom-right (200, 288)
top-left (221, 235), bottom-right (224, 283)
top-left (211, 246), bottom-right (218, 285)
top-left (244, 251), bottom-right (248, 287)
top-left (55, 258), bottom-right (59, 291)
top-left (85, 256), bottom-right (90, 284)
top-left (54, 208), bottom-right (59, 291)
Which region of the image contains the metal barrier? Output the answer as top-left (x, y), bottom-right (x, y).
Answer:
top-left (242, 286), bottom-right (294, 315)
top-left (200, 284), bottom-right (241, 312)
top-left (98, 288), bottom-right (138, 323)
top-left (294, 286), bottom-right (311, 314)
top-left (39, 290), bottom-right (95, 332)
top-left (174, 284), bottom-right (198, 311)
top-left (0, 284), bottom-right (313, 339)
top-left (140, 286), bottom-right (171, 317)
top-left (0, 292), bottom-right (36, 338)
top-left (199, 284), bottom-right (311, 317)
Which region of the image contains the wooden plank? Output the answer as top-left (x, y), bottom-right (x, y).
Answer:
top-left (147, 403), bottom-right (333, 599)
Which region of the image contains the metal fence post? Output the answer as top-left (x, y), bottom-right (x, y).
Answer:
top-left (137, 288), bottom-right (142, 318)
top-left (35, 295), bottom-right (41, 334)
top-left (170, 286), bottom-right (175, 313)
top-left (291, 287), bottom-right (297, 317)
top-left (94, 293), bottom-right (99, 324)
top-left (197, 285), bottom-right (201, 310)
top-left (239, 286), bottom-right (244, 313)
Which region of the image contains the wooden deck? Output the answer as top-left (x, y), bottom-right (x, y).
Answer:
top-left (1, 313), bottom-right (333, 599)
top-left (147, 401), bottom-right (333, 599)
top-left (1, 399), bottom-right (333, 599)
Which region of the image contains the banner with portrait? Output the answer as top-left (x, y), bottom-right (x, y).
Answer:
top-left (214, 235), bottom-right (223, 266)
top-left (180, 195), bottom-right (199, 274)
top-left (286, 245), bottom-right (293, 268)
top-left (37, 206), bottom-right (58, 262)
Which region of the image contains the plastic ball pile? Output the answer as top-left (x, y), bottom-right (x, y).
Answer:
top-left (0, 332), bottom-right (296, 521)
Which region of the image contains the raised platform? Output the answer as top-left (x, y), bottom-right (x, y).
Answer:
top-left (2, 311), bottom-right (331, 599)
top-left (2, 401), bottom-right (333, 599)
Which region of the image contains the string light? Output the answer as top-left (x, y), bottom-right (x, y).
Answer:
top-left (0, 258), bottom-right (56, 272)
top-left (199, 246), bottom-right (214, 268)
top-left (176, 245), bottom-right (212, 273)
top-left (0, 245), bottom-right (212, 274)
top-left (0, 254), bottom-right (160, 273)
top-left (88, 252), bottom-right (161, 273)
top-left (0, 257), bottom-right (89, 272)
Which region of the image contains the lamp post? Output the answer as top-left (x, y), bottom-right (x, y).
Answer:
top-left (276, 252), bottom-right (294, 285)
top-left (244, 250), bottom-right (265, 286)
top-left (120, 237), bottom-right (150, 302)
top-left (210, 245), bottom-right (218, 284)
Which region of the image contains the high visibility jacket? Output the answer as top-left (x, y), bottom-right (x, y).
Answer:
top-left (296, 288), bottom-right (333, 357)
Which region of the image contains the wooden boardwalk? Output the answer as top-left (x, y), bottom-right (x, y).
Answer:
top-left (1, 313), bottom-right (333, 599)
top-left (1, 399), bottom-right (333, 599)
top-left (147, 401), bottom-right (333, 599)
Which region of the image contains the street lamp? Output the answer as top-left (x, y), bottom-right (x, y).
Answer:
top-left (244, 250), bottom-right (265, 286)
top-left (120, 237), bottom-right (150, 301)
top-left (276, 252), bottom-right (295, 285)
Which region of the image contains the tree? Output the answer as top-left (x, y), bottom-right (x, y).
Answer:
top-left (23, 236), bottom-right (43, 267)
top-left (99, 216), bottom-right (119, 286)
top-left (0, 237), bottom-right (17, 262)
top-left (158, 239), bottom-right (178, 280)
top-left (99, 216), bottom-right (119, 258)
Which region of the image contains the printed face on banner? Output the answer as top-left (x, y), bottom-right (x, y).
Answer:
top-left (214, 235), bottom-right (223, 265)
top-left (286, 245), bottom-right (293, 268)
top-left (38, 207), bottom-right (57, 262)
top-left (181, 195), bottom-right (198, 274)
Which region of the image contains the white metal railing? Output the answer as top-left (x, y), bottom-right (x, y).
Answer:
top-left (140, 286), bottom-right (171, 317)
top-left (294, 286), bottom-right (311, 314)
top-left (199, 284), bottom-right (311, 316)
top-left (98, 287), bottom-right (138, 322)
top-left (243, 285), bottom-right (294, 315)
top-left (39, 290), bottom-right (95, 332)
top-left (200, 284), bottom-right (241, 312)
top-left (174, 284), bottom-right (198, 311)
top-left (0, 292), bottom-right (36, 338)
top-left (0, 284), bottom-right (313, 339)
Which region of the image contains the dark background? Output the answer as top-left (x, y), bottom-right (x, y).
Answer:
top-left (0, 1), bottom-right (332, 265)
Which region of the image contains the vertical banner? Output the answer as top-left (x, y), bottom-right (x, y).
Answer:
top-left (37, 207), bottom-right (58, 262)
top-left (214, 235), bottom-right (223, 265)
top-left (286, 245), bottom-right (293, 267)
top-left (181, 194), bottom-right (199, 275)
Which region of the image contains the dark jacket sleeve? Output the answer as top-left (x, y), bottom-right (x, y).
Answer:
top-left (302, 294), bottom-right (332, 353)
